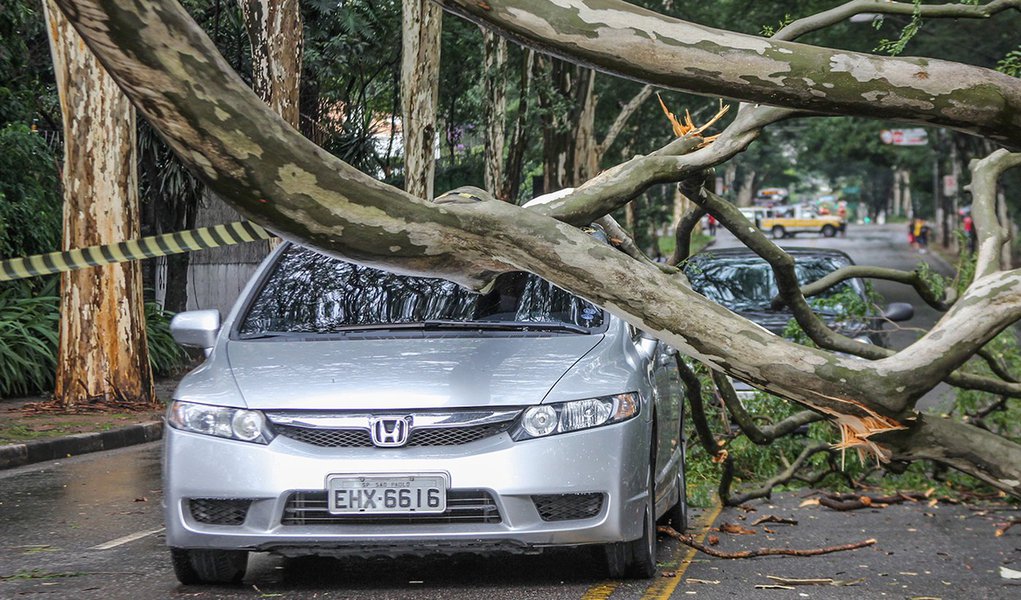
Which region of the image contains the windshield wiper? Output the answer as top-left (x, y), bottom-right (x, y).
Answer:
top-left (237, 331), bottom-right (297, 340)
top-left (320, 320), bottom-right (591, 334)
top-left (424, 320), bottom-right (591, 334)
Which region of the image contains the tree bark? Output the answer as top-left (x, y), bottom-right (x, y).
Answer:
top-left (44, 0), bottom-right (154, 409)
top-left (238, 0), bottom-right (302, 129)
top-left (481, 28), bottom-right (507, 199)
top-left (401, 0), bottom-right (443, 199)
top-left (500, 48), bottom-right (534, 203)
top-left (435, 0), bottom-right (1021, 148)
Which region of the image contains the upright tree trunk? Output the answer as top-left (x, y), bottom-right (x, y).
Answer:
top-left (500, 48), bottom-right (535, 203)
top-left (572, 69), bottom-right (598, 184)
top-left (44, 0), bottom-right (154, 409)
top-left (401, 0), bottom-right (442, 199)
top-left (481, 28), bottom-right (507, 199)
top-left (239, 0), bottom-right (302, 250)
top-left (239, 0), bottom-right (303, 128)
top-left (735, 169), bottom-right (758, 207)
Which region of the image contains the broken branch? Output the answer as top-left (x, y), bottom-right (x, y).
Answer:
top-left (657, 525), bottom-right (876, 558)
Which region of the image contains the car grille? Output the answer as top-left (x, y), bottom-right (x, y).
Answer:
top-left (532, 493), bottom-right (604, 521)
top-left (189, 498), bottom-right (252, 525)
top-left (274, 422), bottom-right (512, 448)
top-left (281, 490), bottom-right (501, 525)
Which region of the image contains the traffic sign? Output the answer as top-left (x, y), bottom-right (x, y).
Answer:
top-left (879, 128), bottom-right (929, 146)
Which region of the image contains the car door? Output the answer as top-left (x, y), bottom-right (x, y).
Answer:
top-left (652, 342), bottom-right (684, 498)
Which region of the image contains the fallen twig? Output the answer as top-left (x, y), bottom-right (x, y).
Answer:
top-left (995, 518), bottom-right (1021, 537)
top-left (657, 525), bottom-right (876, 559)
top-left (752, 515), bottom-right (798, 526)
top-left (819, 492), bottom-right (927, 511)
top-left (766, 575), bottom-right (865, 587)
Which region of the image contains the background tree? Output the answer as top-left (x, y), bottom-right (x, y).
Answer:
top-left (401, 0), bottom-right (443, 199)
top-left (42, 0), bottom-right (153, 409)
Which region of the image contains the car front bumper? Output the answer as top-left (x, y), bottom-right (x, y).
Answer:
top-left (163, 417), bottom-right (651, 556)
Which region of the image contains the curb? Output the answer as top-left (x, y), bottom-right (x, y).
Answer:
top-left (0, 421), bottom-right (164, 470)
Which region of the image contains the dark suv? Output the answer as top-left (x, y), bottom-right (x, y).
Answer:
top-left (684, 247), bottom-right (912, 345)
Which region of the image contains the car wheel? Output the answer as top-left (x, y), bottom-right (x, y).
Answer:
top-left (171, 548), bottom-right (248, 585)
top-left (822, 224), bottom-right (836, 238)
top-left (604, 461), bottom-right (657, 578)
top-left (771, 225), bottom-right (786, 239)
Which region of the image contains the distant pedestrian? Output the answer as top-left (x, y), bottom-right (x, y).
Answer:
top-left (707, 214), bottom-right (718, 236)
top-left (963, 214), bottom-right (977, 254)
top-left (908, 220), bottom-right (917, 248)
top-left (917, 221), bottom-right (930, 253)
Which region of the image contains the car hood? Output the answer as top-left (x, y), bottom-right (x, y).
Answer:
top-left (738, 310), bottom-right (863, 337)
top-left (226, 334), bottom-right (604, 410)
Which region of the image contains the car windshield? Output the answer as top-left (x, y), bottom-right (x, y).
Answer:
top-left (687, 254), bottom-right (852, 313)
top-left (238, 246), bottom-right (605, 335)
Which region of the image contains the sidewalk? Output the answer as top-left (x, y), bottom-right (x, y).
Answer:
top-left (0, 377), bottom-right (180, 470)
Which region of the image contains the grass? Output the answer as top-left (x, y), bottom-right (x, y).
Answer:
top-left (0, 414), bottom-right (148, 444)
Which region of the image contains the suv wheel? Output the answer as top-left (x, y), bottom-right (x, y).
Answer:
top-left (604, 461), bottom-right (657, 578)
top-left (771, 225), bottom-right (786, 239)
top-left (171, 548), bottom-right (248, 585)
top-left (821, 224), bottom-right (837, 237)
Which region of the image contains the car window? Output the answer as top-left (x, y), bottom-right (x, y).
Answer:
top-left (238, 246), bottom-right (605, 335)
top-left (687, 255), bottom-right (851, 312)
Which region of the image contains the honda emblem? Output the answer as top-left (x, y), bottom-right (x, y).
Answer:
top-left (370, 416), bottom-right (412, 447)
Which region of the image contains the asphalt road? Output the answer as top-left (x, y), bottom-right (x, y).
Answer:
top-left (2, 222), bottom-right (1018, 599)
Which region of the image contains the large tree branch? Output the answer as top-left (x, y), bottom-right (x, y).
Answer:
top-left (774, 0), bottom-right (1021, 42)
top-left (711, 371), bottom-right (824, 445)
top-left (970, 150), bottom-right (1021, 279)
top-left (792, 265), bottom-right (956, 312)
top-left (434, 0), bottom-right (1021, 147)
top-left (877, 415), bottom-right (1021, 497)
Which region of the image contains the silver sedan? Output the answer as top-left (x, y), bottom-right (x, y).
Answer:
top-left (164, 244), bottom-right (686, 584)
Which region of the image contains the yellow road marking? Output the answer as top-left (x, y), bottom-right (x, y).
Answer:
top-left (638, 501), bottom-right (724, 600)
top-left (580, 581), bottom-right (619, 600)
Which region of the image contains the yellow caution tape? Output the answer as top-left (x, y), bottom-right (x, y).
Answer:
top-left (0, 221), bottom-right (272, 282)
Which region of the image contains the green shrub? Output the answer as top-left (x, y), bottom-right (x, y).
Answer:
top-left (0, 283), bottom-right (189, 398)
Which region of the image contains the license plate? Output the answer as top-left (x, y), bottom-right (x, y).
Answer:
top-left (326, 474), bottom-right (447, 514)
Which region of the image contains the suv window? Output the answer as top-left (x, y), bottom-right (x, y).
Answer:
top-left (238, 246), bottom-right (605, 335)
top-left (687, 255), bottom-right (851, 312)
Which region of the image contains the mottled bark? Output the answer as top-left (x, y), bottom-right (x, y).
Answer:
top-left (44, 0), bottom-right (154, 409)
top-left (435, 0), bottom-right (1021, 147)
top-left (401, 0), bottom-right (442, 199)
top-left (239, 0), bottom-right (302, 128)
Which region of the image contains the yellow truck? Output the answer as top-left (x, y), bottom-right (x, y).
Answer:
top-left (759, 208), bottom-right (845, 239)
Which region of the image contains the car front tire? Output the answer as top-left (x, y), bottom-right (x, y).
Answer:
top-left (822, 224), bottom-right (837, 237)
top-left (604, 462), bottom-right (657, 578)
top-left (771, 225), bottom-right (786, 239)
top-left (171, 548), bottom-right (248, 585)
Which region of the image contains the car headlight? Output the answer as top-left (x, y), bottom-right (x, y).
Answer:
top-left (511, 393), bottom-right (640, 441)
top-left (167, 401), bottom-right (274, 445)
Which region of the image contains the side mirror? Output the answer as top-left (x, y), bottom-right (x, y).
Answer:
top-left (170, 309), bottom-right (221, 352)
top-left (636, 333), bottom-right (658, 361)
top-left (882, 302), bottom-right (914, 322)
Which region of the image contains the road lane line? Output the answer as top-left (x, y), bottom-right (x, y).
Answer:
top-left (580, 581), bottom-right (619, 600)
top-left (639, 501), bottom-right (724, 600)
top-left (89, 527), bottom-right (165, 550)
